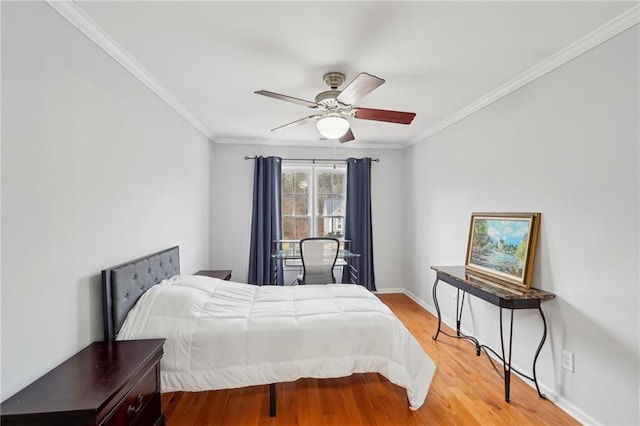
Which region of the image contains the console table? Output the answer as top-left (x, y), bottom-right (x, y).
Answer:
top-left (431, 266), bottom-right (556, 402)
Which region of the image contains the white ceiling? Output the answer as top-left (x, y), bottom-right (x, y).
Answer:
top-left (65, 1), bottom-right (636, 148)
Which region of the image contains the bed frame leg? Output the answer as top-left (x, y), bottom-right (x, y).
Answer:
top-left (269, 383), bottom-right (276, 417)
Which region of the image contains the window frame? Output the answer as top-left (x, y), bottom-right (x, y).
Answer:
top-left (281, 162), bottom-right (347, 240)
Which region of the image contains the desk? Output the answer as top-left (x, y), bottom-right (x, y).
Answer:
top-left (431, 266), bottom-right (555, 402)
top-left (271, 240), bottom-right (360, 285)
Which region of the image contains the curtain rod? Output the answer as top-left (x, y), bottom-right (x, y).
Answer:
top-left (243, 156), bottom-right (379, 163)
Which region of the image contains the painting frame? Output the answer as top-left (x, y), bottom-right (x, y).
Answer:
top-left (465, 212), bottom-right (541, 290)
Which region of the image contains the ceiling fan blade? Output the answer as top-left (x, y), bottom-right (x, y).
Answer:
top-left (339, 128), bottom-right (355, 143)
top-left (271, 115), bottom-right (319, 132)
top-left (354, 107), bottom-right (416, 125)
top-left (255, 90), bottom-right (318, 108)
top-left (336, 72), bottom-right (385, 106)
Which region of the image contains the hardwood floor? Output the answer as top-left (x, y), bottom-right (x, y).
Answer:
top-left (161, 293), bottom-right (578, 425)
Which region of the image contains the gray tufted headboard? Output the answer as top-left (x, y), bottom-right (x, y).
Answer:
top-left (102, 246), bottom-right (180, 341)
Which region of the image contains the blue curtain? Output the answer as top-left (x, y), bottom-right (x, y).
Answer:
top-left (342, 157), bottom-right (376, 291)
top-left (248, 156), bottom-right (283, 285)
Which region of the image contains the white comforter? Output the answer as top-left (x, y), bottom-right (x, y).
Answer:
top-left (117, 275), bottom-right (436, 410)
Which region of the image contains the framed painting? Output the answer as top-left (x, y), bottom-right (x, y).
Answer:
top-left (465, 212), bottom-right (541, 289)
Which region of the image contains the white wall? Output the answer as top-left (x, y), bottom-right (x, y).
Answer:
top-left (211, 142), bottom-right (405, 291)
top-left (1, 3), bottom-right (211, 400)
top-left (404, 26), bottom-right (639, 425)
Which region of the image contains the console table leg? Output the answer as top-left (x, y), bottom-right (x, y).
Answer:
top-left (455, 289), bottom-right (462, 337)
top-left (532, 307), bottom-right (549, 399)
top-left (432, 278), bottom-right (442, 340)
top-left (499, 308), bottom-right (515, 403)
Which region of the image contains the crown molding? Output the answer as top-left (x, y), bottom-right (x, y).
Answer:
top-left (213, 137), bottom-right (404, 150)
top-left (407, 4), bottom-right (640, 147)
top-left (46, 0), bottom-right (216, 142)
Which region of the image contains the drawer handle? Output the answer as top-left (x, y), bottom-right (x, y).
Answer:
top-left (127, 394), bottom-right (144, 415)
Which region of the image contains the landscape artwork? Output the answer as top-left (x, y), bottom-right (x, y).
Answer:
top-left (465, 212), bottom-right (541, 289)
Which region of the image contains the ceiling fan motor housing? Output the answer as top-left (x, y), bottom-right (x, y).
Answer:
top-left (317, 72), bottom-right (350, 110)
top-left (323, 72), bottom-right (345, 90)
top-left (315, 90), bottom-right (341, 105)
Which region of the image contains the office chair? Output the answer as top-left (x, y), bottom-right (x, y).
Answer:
top-left (296, 237), bottom-right (340, 285)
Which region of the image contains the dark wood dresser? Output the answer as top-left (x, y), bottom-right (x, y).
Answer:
top-left (0, 339), bottom-right (165, 426)
top-left (195, 269), bottom-right (232, 281)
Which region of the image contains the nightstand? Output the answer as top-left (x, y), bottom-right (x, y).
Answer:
top-left (0, 339), bottom-right (165, 426)
top-left (195, 269), bottom-right (232, 281)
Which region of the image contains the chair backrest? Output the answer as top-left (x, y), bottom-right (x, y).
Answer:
top-left (299, 237), bottom-right (340, 284)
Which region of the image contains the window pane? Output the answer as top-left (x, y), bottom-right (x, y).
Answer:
top-left (294, 172), bottom-right (309, 194)
top-left (316, 169), bottom-right (345, 213)
top-left (317, 171), bottom-right (345, 193)
top-left (282, 169), bottom-right (310, 241)
top-left (282, 194), bottom-right (294, 215)
top-left (314, 168), bottom-right (345, 239)
top-left (316, 217), bottom-right (325, 237)
top-left (293, 194), bottom-right (307, 215)
top-left (281, 171), bottom-right (294, 193)
top-left (295, 217), bottom-right (310, 240)
top-left (317, 217), bottom-right (344, 238)
top-left (331, 173), bottom-right (345, 193)
top-left (282, 216), bottom-right (295, 240)
top-left (316, 193), bottom-right (345, 215)
top-left (283, 216), bottom-right (311, 240)
top-left (317, 172), bottom-right (332, 194)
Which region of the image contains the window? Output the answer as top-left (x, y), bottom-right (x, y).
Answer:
top-left (281, 164), bottom-right (346, 243)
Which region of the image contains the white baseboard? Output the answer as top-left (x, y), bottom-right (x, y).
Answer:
top-left (372, 288), bottom-right (405, 294)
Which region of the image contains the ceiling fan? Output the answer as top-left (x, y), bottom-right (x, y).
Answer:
top-left (255, 71), bottom-right (416, 143)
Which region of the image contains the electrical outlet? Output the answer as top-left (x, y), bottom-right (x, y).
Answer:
top-left (561, 349), bottom-right (574, 372)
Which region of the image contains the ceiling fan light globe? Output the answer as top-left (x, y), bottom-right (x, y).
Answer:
top-left (316, 115), bottom-right (349, 139)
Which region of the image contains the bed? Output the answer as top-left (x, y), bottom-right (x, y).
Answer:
top-left (102, 246), bottom-right (436, 416)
